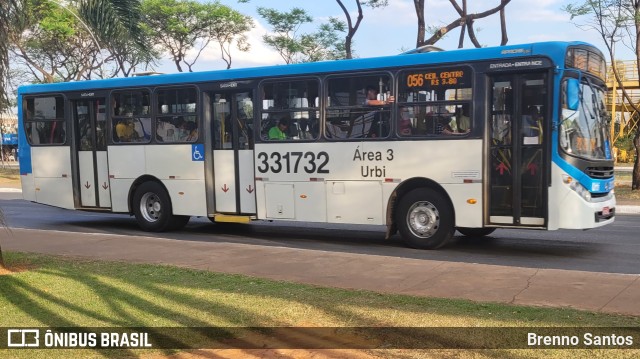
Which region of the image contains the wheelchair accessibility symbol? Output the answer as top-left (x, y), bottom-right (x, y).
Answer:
top-left (192, 144), bottom-right (204, 161)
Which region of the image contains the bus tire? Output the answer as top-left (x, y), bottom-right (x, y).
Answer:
top-left (396, 188), bottom-right (454, 249)
top-left (457, 227), bottom-right (496, 237)
top-left (133, 181), bottom-right (185, 232)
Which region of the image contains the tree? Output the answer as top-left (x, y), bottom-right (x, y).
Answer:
top-left (209, 5), bottom-right (254, 69)
top-left (142, 0), bottom-right (222, 72)
top-left (414, 0), bottom-right (511, 48)
top-left (565, 0), bottom-right (640, 190)
top-left (300, 17), bottom-right (347, 62)
top-left (2, 0), bottom-right (149, 87)
top-left (0, 0), bottom-right (149, 269)
top-left (257, 7), bottom-right (313, 64)
top-left (77, 0), bottom-right (154, 77)
top-left (8, 0), bottom-right (154, 83)
top-left (10, 0), bottom-right (108, 83)
top-left (414, 0), bottom-right (426, 47)
top-left (104, 37), bottom-right (158, 78)
top-left (258, 7), bottom-right (347, 64)
top-left (0, 1), bottom-right (21, 113)
top-left (334, 0), bottom-right (388, 59)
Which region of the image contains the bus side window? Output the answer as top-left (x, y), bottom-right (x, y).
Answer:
top-left (397, 66), bottom-right (472, 138)
top-left (326, 74), bottom-right (393, 140)
top-left (112, 90), bottom-right (152, 144)
top-left (259, 79), bottom-right (319, 141)
top-left (154, 87), bottom-right (199, 143)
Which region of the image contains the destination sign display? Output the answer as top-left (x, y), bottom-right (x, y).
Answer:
top-left (404, 68), bottom-right (470, 88)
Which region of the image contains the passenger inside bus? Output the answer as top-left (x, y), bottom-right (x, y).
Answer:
top-left (398, 109), bottom-right (413, 135)
top-left (268, 118), bottom-right (289, 140)
top-left (115, 119), bottom-right (139, 142)
top-left (363, 85), bottom-right (393, 138)
top-left (365, 85), bottom-right (394, 106)
top-left (439, 116), bottom-right (469, 136)
top-left (453, 106), bottom-right (471, 133)
top-left (180, 121), bottom-right (198, 141)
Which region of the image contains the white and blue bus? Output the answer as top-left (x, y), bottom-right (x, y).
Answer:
top-left (17, 41), bottom-right (615, 249)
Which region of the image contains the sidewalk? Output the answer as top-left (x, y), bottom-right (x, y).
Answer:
top-left (2, 227), bottom-right (639, 317)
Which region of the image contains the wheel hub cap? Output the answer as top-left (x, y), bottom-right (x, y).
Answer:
top-left (407, 201), bottom-right (439, 238)
top-left (140, 192), bottom-right (162, 223)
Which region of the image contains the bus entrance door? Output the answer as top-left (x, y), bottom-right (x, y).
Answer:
top-left (488, 73), bottom-right (547, 227)
top-left (72, 99), bottom-right (111, 208)
top-left (211, 91), bottom-right (256, 214)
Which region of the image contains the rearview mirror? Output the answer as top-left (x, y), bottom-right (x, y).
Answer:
top-left (567, 78), bottom-right (580, 111)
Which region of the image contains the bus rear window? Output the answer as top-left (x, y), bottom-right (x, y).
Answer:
top-left (24, 96), bottom-right (66, 145)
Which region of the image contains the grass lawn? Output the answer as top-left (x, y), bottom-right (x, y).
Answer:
top-left (0, 252), bottom-right (638, 358)
top-left (615, 186), bottom-right (640, 202)
top-left (0, 166), bottom-right (19, 184)
top-left (614, 170), bottom-right (640, 203)
top-left (616, 172), bottom-right (632, 182)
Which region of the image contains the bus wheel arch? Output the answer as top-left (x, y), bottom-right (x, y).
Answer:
top-left (386, 178), bottom-right (455, 249)
top-left (129, 176), bottom-right (189, 232)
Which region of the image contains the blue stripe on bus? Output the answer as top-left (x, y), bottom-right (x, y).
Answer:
top-left (17, 41), bottom-right (588, 95)
top-left (17, 98), bottom-right (32, 174)
top-left (553, 152), bottom-right (614, 194)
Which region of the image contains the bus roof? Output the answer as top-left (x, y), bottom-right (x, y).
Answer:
top-left (18, 41), bottom-right (596, 95)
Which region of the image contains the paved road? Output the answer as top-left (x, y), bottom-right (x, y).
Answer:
top-left (2, 192), bottom-right (639, 275)
top-left (2, 192), bottom-right (639, 316)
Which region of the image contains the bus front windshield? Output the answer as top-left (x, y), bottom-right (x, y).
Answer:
top-left (559, 78), bottom-right (611, 161)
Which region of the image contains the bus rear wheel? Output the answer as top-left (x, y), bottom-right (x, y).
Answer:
top-left (396, 188), bottom-right (454, 249)
top-left (133, 181), bottom-right (189, 232)
top-left (457, 227), bottom-right (496, 237)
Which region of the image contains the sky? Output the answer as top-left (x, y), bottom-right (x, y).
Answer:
top-left (158, 0), bottom-right (635, 74)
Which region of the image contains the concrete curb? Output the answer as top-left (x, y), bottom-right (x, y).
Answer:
top-left (0, 188), bottom-right (22, 193)
top-left (617, 205), bottom-right (640, 215)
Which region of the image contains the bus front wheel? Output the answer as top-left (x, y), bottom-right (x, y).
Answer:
top-left (133, 182), bottom-right (189, 232)
top-left (396, 188), bottom-right (454, 249)
top-left (457, 227), bottom-right (496, 237)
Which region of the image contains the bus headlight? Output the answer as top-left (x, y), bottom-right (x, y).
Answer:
top-left (563, 174), bottom-right (592, 201)
top-left (568, 179), bottom-right (591, 201)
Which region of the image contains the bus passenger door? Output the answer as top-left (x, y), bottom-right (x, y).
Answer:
top-left (73, 99), bottom-right (111, 208)
top-left (211, 91), bottom-right (256, 214)
top-left (488, 73), bottom-right (547, 226)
